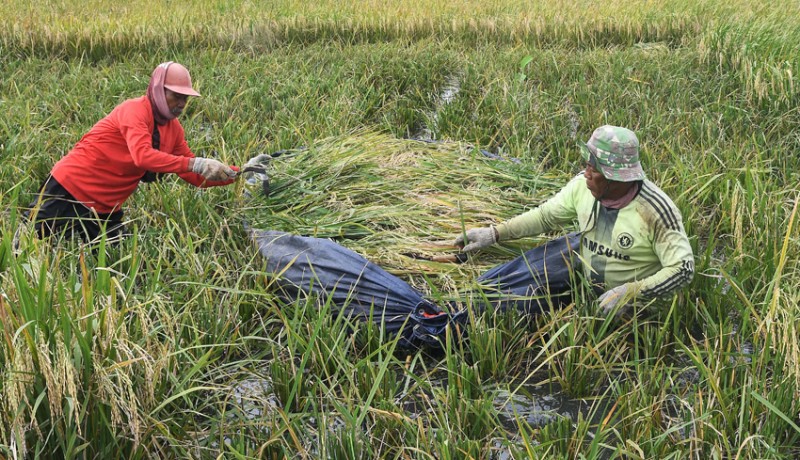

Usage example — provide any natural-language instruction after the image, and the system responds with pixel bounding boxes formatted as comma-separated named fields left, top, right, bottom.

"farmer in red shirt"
left=29, top=61, right=238, bottom=241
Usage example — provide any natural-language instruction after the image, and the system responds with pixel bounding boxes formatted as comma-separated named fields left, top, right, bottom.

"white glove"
left=192, top=157, right=237, bottom=181
left=243, top=153, right=271, bottom=170
left=454, top=227, right=497, bottom=252
left=598, top=283, right=635, bottom=316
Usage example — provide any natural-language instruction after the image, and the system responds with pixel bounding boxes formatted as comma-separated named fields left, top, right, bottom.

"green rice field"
left=1, top=0, right=799, bottom=458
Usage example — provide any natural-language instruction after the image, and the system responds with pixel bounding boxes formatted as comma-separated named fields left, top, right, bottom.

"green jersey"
left=495, top=174, right=694, bottom=298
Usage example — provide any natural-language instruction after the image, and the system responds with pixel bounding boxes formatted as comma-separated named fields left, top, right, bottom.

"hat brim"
left=164, top=84, right=201, bottom=97
left=578, top=142, right=645, bottom=182
left=597, top=163, right=646, bottom=182
left=578, top=142, right=592, bottom=162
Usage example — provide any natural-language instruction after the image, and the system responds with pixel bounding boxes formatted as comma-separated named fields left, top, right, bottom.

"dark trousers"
left=28, top=176, right=125, bottom=242
left=476, top=233, right=582, bottom=315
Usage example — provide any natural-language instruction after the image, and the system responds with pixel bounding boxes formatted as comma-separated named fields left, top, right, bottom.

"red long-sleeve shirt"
left=51, top=96, right=233, bottom=213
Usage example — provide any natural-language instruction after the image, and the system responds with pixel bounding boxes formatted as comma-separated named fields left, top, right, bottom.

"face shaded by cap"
left=147, top=62, right=200, bottom=125
left=579, top=125, right=645, bottom=182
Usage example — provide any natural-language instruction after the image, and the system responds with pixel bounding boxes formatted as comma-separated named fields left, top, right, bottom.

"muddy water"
left=413, top=73, right=461, bottom=140
left=227, top=369, right=607, bottom=434
left=494, top=381, right=603, bottom=429
left=221, top=373, right=611, bottom=460
left=230, top=376, right=280, bottom=419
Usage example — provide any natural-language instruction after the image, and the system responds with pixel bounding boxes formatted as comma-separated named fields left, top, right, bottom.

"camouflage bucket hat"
left=579, top=125, right=645, bottom=182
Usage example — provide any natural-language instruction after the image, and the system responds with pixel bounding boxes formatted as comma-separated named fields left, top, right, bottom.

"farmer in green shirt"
left=456, top=125, right=694, bottom=315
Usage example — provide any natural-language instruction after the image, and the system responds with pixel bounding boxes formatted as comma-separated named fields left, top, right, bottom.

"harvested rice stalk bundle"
left=243, top=131, right=564, bottom=294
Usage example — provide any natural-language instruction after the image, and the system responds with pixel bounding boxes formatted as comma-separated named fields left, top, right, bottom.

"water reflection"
left=228, top=370, right=607, bottom=430
left=494, top=380, right=607, bottom=430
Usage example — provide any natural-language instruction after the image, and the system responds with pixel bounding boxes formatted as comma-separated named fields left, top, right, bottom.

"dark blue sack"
left=251, top=230, right=466, bottom=348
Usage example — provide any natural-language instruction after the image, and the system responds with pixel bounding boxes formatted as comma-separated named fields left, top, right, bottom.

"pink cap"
left=164, top=63, right=200, bottom=97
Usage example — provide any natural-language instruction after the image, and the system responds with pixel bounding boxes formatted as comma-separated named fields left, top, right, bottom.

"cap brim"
left=165, top=85, right=201, bottom=97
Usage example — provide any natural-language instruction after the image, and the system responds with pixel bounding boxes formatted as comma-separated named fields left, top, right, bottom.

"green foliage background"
left=1, top=1, right=799, bottom=458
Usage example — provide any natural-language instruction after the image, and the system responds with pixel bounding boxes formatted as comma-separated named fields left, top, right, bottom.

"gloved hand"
left=454, top=226, right=498, bottom=252
left=243, top=153, right=271, bottom=171
left=598, top=283, right=634, bottom=316
left=192, top=157, right=237, bottom=181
